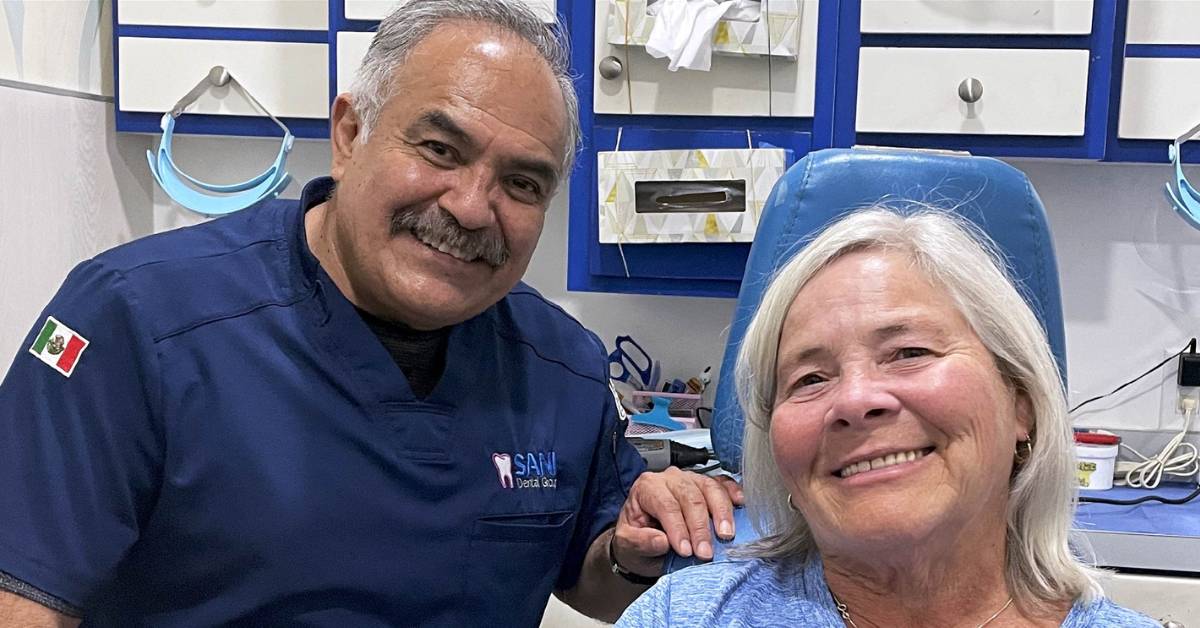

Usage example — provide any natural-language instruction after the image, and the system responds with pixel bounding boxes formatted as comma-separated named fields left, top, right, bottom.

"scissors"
left=608, top=336, right=661, bottom=391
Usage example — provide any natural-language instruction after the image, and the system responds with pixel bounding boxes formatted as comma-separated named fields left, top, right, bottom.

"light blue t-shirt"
left=617, top=557, right=1160, bottom=627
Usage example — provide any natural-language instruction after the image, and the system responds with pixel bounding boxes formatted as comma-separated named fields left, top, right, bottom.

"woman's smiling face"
left=770, top=249, right=1029, bottom=552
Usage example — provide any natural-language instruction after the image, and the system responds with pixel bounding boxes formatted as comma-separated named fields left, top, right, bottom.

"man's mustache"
left=390, top=206, right=509, bottom=268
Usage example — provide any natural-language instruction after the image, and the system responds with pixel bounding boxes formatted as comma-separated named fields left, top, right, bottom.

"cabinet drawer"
left=345, top=0, right=555, bottom=22
left=1119, top=58, right=1200, bottom=140
left=337, top=32, right=374, bottom=95
left=118, top=38, right=329, bottom=119
left=117, top=0, right=327, bottom=30
left=593, top=0, right=819, bottom=117
left=1126, top=0, right=1200, bottom=45
left=856, top=48, right=1088, bottom=136
left=861, top=0, right=1092, bottom=34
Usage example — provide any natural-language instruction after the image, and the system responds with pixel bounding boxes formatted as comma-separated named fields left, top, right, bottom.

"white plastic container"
left=1075, top=443, right=1119, bottom=490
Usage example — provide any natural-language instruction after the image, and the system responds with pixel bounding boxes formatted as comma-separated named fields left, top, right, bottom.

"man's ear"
left=330, top=93, right=361, bottom=182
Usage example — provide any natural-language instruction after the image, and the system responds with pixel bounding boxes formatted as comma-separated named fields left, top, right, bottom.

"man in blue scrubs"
left=0, top=1, right=740, bottom=626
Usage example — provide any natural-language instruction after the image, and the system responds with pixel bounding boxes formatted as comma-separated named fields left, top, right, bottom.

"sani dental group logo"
left=492, top=450, right=558, bottom=489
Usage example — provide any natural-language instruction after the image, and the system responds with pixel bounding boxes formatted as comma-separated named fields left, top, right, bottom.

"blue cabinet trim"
left=859, top=34, right=1092, bottom=49
left=856, top=133, right=1092, bottom=159
left=593, top=115, right=814, bottom=133
left=115, top=25, right=328, bottom=43
left=1125, top=45, right=1200, bottom=58
left=1086, top=0, right=1119, bottom=160
left=116, top=112, right=329, bottom=139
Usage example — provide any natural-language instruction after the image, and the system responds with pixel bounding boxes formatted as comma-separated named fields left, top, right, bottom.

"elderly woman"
left=617, top=208, right=1157, bottom=627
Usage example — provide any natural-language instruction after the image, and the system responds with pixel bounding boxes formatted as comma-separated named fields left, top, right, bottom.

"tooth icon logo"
left=492, top=453, right=514, bottom=489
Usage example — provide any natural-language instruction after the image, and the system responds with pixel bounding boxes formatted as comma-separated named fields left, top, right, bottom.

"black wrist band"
left=607, top=531, right=660, bottom=586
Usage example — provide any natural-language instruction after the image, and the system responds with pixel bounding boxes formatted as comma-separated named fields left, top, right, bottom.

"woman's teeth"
left=837, top=448, right=929, bottom=478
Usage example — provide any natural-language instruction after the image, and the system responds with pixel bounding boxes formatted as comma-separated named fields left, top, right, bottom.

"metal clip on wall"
left=147, top=66, right=294, bottom=216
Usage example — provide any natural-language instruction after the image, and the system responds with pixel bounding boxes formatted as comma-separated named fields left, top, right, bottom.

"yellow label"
left=1075, top=461, right=1099, bottom=488
left=714, top=21, right=731, bottom=46
left=1076, top=469, right=1091, bottom=488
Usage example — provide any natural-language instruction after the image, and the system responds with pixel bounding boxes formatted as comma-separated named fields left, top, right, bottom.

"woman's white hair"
left=736, top=205, right=1102, bottom=611
left=349, top=0, right=581, bottom=174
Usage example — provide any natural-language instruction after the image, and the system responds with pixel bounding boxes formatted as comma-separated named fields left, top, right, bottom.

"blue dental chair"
left=665, top=147, right=1067, bottom=572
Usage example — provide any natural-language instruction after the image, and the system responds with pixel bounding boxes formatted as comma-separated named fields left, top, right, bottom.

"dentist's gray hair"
left=735, top=206, right=1102, bottom=613
left=348, top=0, right=580, bottom=174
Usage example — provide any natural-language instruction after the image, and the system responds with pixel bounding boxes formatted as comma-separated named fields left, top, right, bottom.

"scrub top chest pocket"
left=462, top=510, right=576, bottom=625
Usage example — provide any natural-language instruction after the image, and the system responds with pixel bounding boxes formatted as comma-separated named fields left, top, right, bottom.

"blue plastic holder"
left=630, top=396, right=685, bottom=431
left=146, top=66, right=294, bottom=216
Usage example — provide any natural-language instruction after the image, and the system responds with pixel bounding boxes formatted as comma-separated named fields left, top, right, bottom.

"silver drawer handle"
left=958, top=77, right=984, bottom=104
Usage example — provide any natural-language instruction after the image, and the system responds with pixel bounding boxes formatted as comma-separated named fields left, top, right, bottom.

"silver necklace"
left=830, top=592, right=1014, bottom=628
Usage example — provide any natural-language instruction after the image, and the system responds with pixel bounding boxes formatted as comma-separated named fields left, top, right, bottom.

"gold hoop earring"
left=1014, top=439, right=1033, bottom=466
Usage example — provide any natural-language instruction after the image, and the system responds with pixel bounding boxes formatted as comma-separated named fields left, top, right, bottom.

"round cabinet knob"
left=598, top=56, right=624, bottom=80
left=208, top=66, right=231, bottom=87
left=957, top=77, right=983, bottom=103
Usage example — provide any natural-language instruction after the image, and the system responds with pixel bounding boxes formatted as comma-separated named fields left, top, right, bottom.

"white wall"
left=1020, top=160, right=1200, bottom=433
left=0, top=0, right=152, bottom=375
left=0, top=0, right=111, bottom=96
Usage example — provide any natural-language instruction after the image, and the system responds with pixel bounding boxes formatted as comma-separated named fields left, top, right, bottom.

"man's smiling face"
left=322, top=20, right=567, bottom=329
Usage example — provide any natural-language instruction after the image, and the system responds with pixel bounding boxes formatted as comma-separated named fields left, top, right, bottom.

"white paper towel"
left=644, top=0, right=739, bottom=72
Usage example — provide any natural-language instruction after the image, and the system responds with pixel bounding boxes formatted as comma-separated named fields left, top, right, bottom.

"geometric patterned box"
left=598, top=148, right=789, bottom=244
left=606, top=0, right=802, bottom=60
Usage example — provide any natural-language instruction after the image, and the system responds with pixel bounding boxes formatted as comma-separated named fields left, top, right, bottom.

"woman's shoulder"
left=1062, top=596, right=1162, bottom=628
left=616, top=558, right=844, bottom=628
left=662, top=557, right=795, bottom=596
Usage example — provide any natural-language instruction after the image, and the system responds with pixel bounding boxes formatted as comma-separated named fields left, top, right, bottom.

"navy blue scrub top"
left=0, top=177, right=646, bottom=626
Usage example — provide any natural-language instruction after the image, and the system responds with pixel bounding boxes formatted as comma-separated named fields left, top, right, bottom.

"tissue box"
left=597, top=147, right=788, bottom=244
left=606, top=0, right=802, bottom=60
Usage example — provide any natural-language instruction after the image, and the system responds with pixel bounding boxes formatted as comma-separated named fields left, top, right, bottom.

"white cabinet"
left=118, top=0, right=327, bottom=31
left=1126, top=0, right=1200, bottom=45
left=337, top=32, right=374, bottom=95
left=118, top=38, right=330, bottom=119
left=1119, top=57, right=1200, bottom=140
left=593, top=0, right=819, bottom=117
left=345, top=0, right=556, bottom=22
left=1104, top=571, right=1200, bottom=625
left=856, top=47, right=1089, bottom=136
left=1120, top=3, right=1200, bottom=142
left=861, top=0, right=1093, bottom=35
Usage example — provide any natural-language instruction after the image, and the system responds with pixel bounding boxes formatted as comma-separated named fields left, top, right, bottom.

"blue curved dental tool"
left=147, top=66, right=295, bottom=216
left=1165, top=141, right=1200, bottom=231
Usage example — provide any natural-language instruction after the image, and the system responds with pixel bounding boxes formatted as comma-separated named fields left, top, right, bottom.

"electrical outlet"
left=1158, top=347, right=1185, bottom=431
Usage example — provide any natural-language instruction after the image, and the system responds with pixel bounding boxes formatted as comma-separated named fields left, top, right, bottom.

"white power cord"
left=1121, top=396, right=1200, bottom=489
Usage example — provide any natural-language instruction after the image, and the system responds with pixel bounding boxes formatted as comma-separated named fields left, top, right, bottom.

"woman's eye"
left=895, top=347, right=930, bottom=360
left=795, top=373, right=826, bottom=389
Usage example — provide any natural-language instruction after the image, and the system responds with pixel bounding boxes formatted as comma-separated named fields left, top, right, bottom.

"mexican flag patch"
left=29, top=316, right=89, bottom=377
